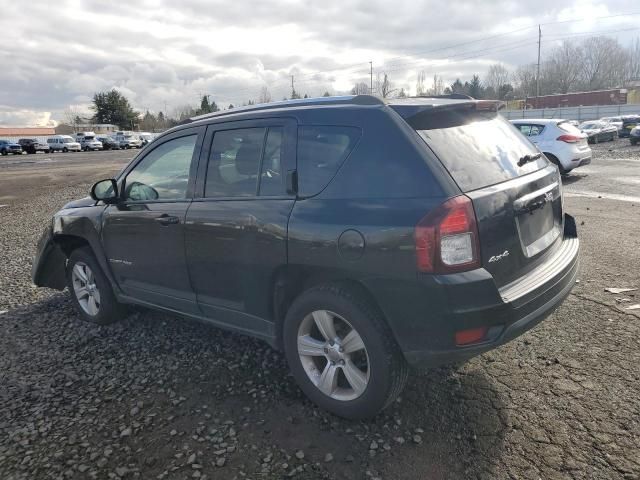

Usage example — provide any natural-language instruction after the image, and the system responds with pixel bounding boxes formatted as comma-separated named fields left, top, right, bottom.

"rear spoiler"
left=389, top=98, right=505, bottom=121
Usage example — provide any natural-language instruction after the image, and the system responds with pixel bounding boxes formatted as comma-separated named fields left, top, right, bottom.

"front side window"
left=205, top=128, right=265, bottom=197
left=124, top=135, right=197, bottom=201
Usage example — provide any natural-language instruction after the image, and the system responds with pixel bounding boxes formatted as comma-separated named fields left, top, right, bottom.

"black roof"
left=185, top=94, right=484, bottom=124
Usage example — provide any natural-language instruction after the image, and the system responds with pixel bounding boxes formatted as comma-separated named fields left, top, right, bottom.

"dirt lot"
left=1, top=142, right=639, bottom=480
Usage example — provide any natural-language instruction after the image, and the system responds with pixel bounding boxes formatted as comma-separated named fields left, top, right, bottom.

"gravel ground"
left=1, top=143, right=639, bottom=479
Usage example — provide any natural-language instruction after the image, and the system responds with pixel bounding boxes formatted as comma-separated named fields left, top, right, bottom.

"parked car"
left=566, top=120, right=580, bottom=127
left=510, top=118, right=591, bottom=174
left=138, top=132, right=154, bottom=146
left=114, top=132, right=143, bottom=149
left=630, top=126, right=640, bottom=145
left=0, top=139, right=23, bottom=155
left=619, top=115, right=640, bottom=138
left=96, top=135, right=119, bottom=150
left=80, top=135, right=103, bottom=151
left=47, top=135, right=82, bottom=152
left=578, top=120, right=618, bottom=143
left=18, top=138, right=50, bottom=154
left=599, top=116, right=623, bottom=132
left=32, top=95, right=580, bottom=419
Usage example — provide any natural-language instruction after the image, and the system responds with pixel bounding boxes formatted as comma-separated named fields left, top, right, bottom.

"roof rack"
left=414, top=94, right=475, bottom=100
left=186, top=94, right=384, bottom=124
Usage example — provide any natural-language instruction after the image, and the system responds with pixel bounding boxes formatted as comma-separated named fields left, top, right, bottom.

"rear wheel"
left=544, top=153, right=567, bottom=175
left=66, top=247, right=126, bottom=325
left=283, top=284, right=408, bottom=419
left=62, top=147, right=68, bottom=153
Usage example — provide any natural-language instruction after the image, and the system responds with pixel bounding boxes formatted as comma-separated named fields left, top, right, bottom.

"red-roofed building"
left=0, top=127, right=56, bottom=137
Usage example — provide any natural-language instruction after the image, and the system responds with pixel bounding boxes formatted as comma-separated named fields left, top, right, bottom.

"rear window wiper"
left=518, top=152, right=542, bottom=167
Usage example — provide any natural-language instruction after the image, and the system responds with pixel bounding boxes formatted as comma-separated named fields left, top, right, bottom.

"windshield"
left=410, top=109, right=547, bottom=192
left=62, top=138, right=73, bottom=143
left=580, top=123, right=599, bottom=129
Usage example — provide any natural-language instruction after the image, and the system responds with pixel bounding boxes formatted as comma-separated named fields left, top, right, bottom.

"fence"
left=501, top=103, right=640, bottom=122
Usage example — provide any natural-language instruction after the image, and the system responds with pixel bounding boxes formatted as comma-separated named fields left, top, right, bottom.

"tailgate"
left=405, top=104, right=563, bottom=286
left=467, top=165, right=563, bottom=286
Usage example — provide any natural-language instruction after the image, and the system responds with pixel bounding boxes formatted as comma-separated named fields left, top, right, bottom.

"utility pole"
left=369, top=61, right=373, bottom=94
left=536, top=24, right=541, bottom=101
left=291, top=75, right=295, bottom=98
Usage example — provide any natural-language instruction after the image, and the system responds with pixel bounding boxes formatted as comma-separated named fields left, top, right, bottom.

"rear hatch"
left=398, top=102, right=563, bottom=287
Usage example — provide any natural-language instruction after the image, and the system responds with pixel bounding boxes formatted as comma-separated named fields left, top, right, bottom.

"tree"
left=546, top=40, right=582, bottom=94
left=450, top=78, right=466, bottom=94
left=486, top=64, right=510, bottom=98
left=351, top=82, right=369, bottom=95
left=416, top=70, right=427, bottom=96
left=468, top=75, right=483, bottom=98
left=91, top=89, right=138, bottom=129
left=199, top=95, right=211, bottom=114
left=514, top=64, right=537, bottom=98
left=258, top=86, right=272, bottom=104
left=397, top=88, right=407, bottom=98
left=157, top=111, right=165, bottom=129
left=228, top=104, right=234, bottom=110
left=322, top=91, right=331, bottom=97
left=62, top=106, right=85, bottom=132
left=140, top=110, right=157, bottom=131
left=375, top=72, right=396, bottom=98
left=426, top=74, right=444, bottom=96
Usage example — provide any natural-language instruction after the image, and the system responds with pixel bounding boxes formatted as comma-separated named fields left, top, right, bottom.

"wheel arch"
left=271, top=265, right=391, bottom=351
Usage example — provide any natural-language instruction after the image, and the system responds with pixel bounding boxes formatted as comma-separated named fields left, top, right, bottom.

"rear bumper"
left=382, top=215, right=579, bottom=368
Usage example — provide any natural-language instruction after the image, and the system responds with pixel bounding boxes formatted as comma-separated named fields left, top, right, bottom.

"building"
left=0, top=127, right=56, bottom=138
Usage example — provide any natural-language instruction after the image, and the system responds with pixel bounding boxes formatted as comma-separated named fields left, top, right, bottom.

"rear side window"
left=410, top=110, right=547, bottom=192
left=297, top=126, right=360, bottom=196
left=517, top=124, right=544, bottom=136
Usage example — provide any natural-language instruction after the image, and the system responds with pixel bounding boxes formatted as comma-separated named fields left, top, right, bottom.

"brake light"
left=414, top=195, right=481, bottom=273
left=556, top=134, right=581, bottom=143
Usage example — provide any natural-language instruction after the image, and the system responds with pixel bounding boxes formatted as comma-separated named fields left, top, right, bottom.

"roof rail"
left=414, top=94, right=475, bottom=100
left=186, top=94, right=384, bottom=124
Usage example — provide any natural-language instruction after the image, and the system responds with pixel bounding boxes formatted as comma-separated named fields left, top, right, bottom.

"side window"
left=530, top=125, right=544, bottom=136
left=297, top=126, right=361, bottom=196
left=124, top=135, right=197, bottom=201
left=517, top=124, right=533, bottom=136
left=205, top=128, right=265, bottom=198
left=259, top=127, right=285, bottom=196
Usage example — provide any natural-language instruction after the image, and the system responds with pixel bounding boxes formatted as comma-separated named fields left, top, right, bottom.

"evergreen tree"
left=468, top=75, right=483, bottom=98
left=228, top=104, right=234, bottom=110
left=91, top=89, right=138, bottom=129
left=199, top=95, right=211, bottom=114
left=322, top=91, right=331, bottom=97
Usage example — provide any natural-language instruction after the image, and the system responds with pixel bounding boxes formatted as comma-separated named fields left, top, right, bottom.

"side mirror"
left=90, top=178, right=119, bottom=203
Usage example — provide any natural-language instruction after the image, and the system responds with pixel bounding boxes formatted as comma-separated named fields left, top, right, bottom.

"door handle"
left=154, top=214, right=180, bottom=226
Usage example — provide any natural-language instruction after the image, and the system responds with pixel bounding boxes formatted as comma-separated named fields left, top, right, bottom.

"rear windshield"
left=558, top=121, right=582, bottom=134
left=409, top=109, right=547, bottom=192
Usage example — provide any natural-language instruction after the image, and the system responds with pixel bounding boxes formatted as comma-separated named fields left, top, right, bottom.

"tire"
left=1, top=149, right=6, bottom=156
left=282, top=283, right=408, bottom=419
left=66, top=247, right=126, bottom=325
left=63, top=147, right=68, bottom=153
left=544, top=153, right=567, bottom=175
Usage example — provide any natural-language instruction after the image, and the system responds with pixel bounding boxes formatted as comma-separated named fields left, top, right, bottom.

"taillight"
left=414, top=195, right=481, bottom=273
left=556, top=134, right=581, bottom=143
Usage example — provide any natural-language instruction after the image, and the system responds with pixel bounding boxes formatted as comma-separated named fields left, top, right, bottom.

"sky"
left=1, top=0, right=639, bottom=126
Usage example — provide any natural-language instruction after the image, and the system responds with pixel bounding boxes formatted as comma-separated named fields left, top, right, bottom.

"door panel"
left=185, top=119, right=296, bottom=336
left=102, top=128, right=204, bottom=312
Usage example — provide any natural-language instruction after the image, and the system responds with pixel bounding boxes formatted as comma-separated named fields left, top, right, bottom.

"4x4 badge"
left=488, top=250, right=510, bottom=263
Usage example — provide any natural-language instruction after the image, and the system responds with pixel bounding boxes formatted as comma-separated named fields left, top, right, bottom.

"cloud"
left=0, top=0, right=637, bottom=125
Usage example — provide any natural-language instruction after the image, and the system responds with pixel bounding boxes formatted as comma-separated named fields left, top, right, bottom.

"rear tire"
left=283, top=283, right=408, bottom=419
left=63, top=147, right=68, bottom=153
left=544, top=153, right=567, bottom=175
left=66, top=247, right=126, bottom=326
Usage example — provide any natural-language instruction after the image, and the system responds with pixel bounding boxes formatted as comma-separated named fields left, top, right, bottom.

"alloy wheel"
left=71, top=262, right=101, bottom=316
left=297, top=310, right=370, bottom=401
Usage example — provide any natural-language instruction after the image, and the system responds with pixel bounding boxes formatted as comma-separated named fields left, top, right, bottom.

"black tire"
left=66, top=247, right=126, bottom=325
left=544, top=153, right=567, bottom=175
left=1, top=149, right=7, bottom=156
left=282, top=283, right=408, bottom=419
left=63, top=147, right=68, bottom=153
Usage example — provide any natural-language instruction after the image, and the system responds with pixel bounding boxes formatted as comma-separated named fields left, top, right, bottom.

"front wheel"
left=66, top=247, right=126, bottom=325
left=62, top=147, right=68, bottom=153
left=283, top=284, right=408, bottom=419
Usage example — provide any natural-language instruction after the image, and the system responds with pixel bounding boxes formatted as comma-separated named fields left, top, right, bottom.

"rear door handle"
left=154, top=214, right=180, bottom=226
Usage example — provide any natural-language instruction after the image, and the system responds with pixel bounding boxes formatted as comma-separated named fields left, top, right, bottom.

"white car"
left=600, top=116, right=623, bottom=132
left=80, top=135, right=103, bottom=151
left=510, top=119, right=591, bottom=174
left=114, top=132, right=143, bottom=149
left=47, top=135, right=82, bottom=153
